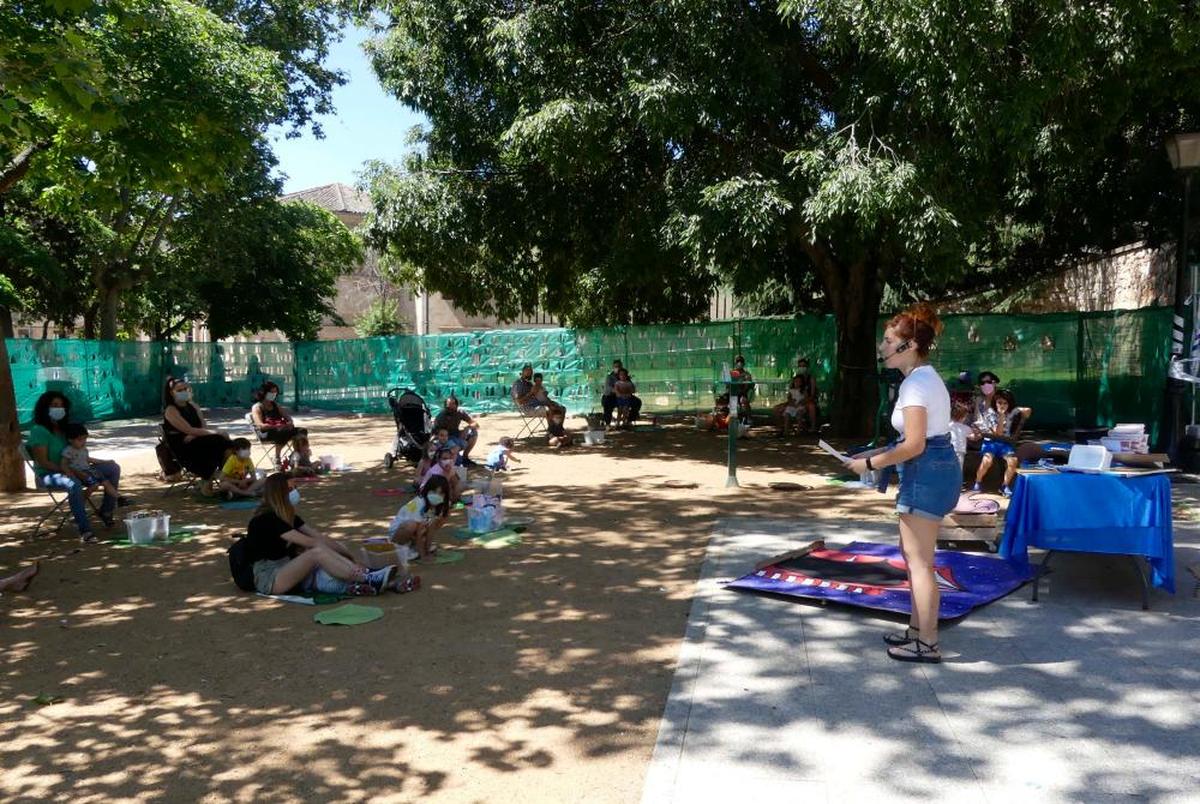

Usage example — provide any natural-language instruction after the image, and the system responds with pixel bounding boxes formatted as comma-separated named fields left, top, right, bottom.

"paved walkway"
left=642, top=517, right=1200, bottom=803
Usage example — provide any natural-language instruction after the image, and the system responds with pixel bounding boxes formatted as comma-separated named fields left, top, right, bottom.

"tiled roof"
left=279, top=182, right=371, bottom=214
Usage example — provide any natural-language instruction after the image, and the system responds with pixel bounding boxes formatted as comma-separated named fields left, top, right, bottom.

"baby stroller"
left=382, top=387, right=432, bottom=469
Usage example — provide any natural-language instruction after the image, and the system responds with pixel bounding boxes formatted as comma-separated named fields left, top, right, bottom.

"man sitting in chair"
left=511, top=364, right=565, bottom=417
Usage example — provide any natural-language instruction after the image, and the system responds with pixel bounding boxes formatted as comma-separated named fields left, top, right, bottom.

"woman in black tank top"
left=162, top=377, right=234, bottom=486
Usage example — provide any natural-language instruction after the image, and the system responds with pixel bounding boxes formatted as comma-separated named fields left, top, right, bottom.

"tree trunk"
left=828, top=261, right=883, bottom=437
left=0, top=306, right=13, bottom=339
left=0, top=335, right=26, bottom=491
left=83, top=302, right=98, bottom=339
left=99, top=285, right=121, bottom=340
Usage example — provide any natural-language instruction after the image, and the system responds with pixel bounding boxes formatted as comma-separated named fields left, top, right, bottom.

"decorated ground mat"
left=451, top=526, right=523, bottom=548
left=110, top=528, right=199, bottom=548
left=727, top=540, right=1034, bottom=619
left=314, top=604, right=383, bottom=626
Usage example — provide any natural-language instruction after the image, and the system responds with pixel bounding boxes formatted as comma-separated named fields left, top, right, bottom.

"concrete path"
left=642, top=517, right=1200, bottom=803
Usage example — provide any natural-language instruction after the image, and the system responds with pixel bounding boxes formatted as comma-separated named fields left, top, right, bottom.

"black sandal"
left=883, top=626, right=918, bottom=647
left=887, top=638, right=942, bottom=663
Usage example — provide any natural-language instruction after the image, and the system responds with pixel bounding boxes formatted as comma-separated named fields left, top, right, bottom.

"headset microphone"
left=877, top=340, right=912, bottom=363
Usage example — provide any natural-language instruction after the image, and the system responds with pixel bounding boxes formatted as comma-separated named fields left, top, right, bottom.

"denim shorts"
left=980, top=437, right=1015, bottom=459
left=895, top=434, right=961, bottom=521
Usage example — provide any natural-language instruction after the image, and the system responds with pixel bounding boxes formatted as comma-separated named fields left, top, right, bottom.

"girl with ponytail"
left=846, top=302, right=958, bottom=663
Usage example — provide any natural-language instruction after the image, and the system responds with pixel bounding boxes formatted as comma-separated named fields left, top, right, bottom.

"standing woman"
left=26, top=391, right=122, bottom=542
left=250, top=381, right=299, bottom=469
left=847, top=304, right=958, bottom=663
left=162, top=377, right=233, bottom=489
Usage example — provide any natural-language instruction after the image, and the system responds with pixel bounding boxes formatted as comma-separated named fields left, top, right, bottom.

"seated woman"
left=774, top=358, right=818, bottom=435
left=227, top=473, right=409, bottom=596
left=162, top=377, right=234, bottom=491
left=251, top=381, right=301, bottom=469
left=610, top=368, right=637, bottom=428
left=26, top=391, right=122, bottom=542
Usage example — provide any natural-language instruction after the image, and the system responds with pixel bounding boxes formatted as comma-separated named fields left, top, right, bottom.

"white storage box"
left=583, top=430, right=606, bottom=445
left=1063, top=444, right=1112, bottom=473
left=124, top=511, right=170, bottom=544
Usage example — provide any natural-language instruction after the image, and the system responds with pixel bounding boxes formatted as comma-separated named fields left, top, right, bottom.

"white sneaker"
left=400, top=545, right=420, bottom=562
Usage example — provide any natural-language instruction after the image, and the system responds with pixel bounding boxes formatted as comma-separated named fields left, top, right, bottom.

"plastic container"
left=124, top=511, right=170, bottom=544
left=584, top=430, right=606, bottom=445
left=319, top=454, right=345, bottom=471
left=1100, top=437, right=1124, bottom=453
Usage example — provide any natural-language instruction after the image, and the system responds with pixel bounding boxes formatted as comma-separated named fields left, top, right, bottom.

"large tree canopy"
left=362, top=0, right=1200, bottom=431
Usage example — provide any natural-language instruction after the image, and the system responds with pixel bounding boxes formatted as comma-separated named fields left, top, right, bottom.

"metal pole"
left=726, top=386, right=739, bottom=487
left=1162, top=171, right=1191, bottom=456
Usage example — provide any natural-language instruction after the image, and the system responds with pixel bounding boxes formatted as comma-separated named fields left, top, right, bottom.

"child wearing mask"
left=388, top=474, right=451, bottom=561
left=421, top=447, right=463, bottom=502
left=219, top=438, right=264, bottom=498
left=61, top=423, right=120, bottom=500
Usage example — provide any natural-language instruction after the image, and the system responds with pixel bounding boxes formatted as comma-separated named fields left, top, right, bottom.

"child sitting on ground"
left=287, top=433, right=322, bottom=476
left=949, top=399, right=973, bottom=469
left=972, top=388, right=1033, bottom=497
left=547, top=409, right=573, bottom=448
left=388, top=474, right=450, bottom=561
left=485, top=437, right=519, bottom=471
left=61, top=423, right=119, bottom=500
left=219, top=438, right=264, bottom=498
left=696, top=393, right=732, bottom=432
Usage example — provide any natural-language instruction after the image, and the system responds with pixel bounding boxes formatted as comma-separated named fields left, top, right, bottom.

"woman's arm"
left=250, top=403, right=266, bottom=428
left=296, top=523, right=355, bottom=559
left=30, top=444, right=64, bottom=474
left=847, top=406, right=928, bottom=474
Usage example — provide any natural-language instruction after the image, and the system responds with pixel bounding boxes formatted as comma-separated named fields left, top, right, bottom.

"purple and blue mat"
left=727, top=541, right=1034, bottom=620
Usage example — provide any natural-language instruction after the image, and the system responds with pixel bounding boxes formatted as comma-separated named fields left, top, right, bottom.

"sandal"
left=883, top=626, right=919, bottom=647
left=887, top=638, right=942, bottom=664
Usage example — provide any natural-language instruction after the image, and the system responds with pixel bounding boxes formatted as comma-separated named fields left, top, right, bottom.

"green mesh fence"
left=6, top=306, right=1175, bottom=435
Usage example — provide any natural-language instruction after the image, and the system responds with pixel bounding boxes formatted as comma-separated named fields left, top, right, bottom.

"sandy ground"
left=0, top=411, right=952, bottom=803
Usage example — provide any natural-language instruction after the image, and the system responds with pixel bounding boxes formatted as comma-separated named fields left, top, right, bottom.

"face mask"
left=426, top=492, right=445, bottom=506
left=174, top=390, right=191, bottom=403
left=265, top=392, right=277, bottom=402
left=48, top=407, right=67, bottom=422
left=981, top=383, right=996, bottom=395
left=288, top=488, right=301, bottom=506
left=237, top=449, right=251, bottom=459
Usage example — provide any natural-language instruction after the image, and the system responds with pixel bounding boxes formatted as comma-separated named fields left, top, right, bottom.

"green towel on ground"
left=110, top=528, right=199, bottom=548
left=451, top=527, right=524, bottom=548
left=433, top=549, right=465, bottom=564
left=313, top=604, right=383, bottom=626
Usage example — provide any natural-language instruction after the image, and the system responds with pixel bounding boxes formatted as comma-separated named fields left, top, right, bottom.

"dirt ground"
left=0, top=412, right=918, bottom=803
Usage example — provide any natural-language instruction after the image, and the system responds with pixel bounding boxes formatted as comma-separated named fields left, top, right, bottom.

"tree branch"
left=0, top=142, right=50, bottom=195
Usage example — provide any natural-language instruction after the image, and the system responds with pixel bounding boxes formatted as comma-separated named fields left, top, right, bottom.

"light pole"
left=1162, top=132, right=1200, bottom=457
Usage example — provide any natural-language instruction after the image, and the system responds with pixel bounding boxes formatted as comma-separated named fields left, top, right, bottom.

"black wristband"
left=865, top=456, right=874, bottom=471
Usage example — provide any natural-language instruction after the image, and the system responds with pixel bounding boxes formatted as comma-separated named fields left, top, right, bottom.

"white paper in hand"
left=818, top=439, right=851, bottom=464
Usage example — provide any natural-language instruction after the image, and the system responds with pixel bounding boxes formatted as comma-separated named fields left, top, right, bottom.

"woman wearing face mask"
left=251, top=381, right=300, bottom=470
left=228, top=473, right=407, bottom=596
left=388, top=474, right=451, bottom=561
left=968, top=371, right=1000, bottom=446
left=26, top=391, right=123, bottom=542
left=845, top=304, right=958, bottom=664
left=162, top=376, right=234, bottom=490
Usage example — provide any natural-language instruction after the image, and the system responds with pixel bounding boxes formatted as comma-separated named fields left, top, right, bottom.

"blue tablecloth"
left=998, top=472, right=1175, bottom=593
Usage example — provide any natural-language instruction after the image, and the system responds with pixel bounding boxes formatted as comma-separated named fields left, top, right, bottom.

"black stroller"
left=382, top=387, right=433, bottom=468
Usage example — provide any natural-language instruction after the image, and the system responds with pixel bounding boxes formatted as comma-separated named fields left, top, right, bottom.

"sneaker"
left=365, top=566, right=396, bottom=592
left=80, top=532, right=98, bottom=544
left=117, top=495, right=135, bottom=507
left=1001, top=486, right=1012, bottom=498
left=99, top=512, right=115, bottom=528
left=400, top=545, right=421, bottom=562
left=971, top=482, right=982, bottom=492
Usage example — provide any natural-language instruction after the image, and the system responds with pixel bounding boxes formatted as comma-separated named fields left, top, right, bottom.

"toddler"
left=287, top=434, right=322, bottom=476
left=219, top=438, right=264, bottom=498
left=949, top=400, right=973, bottom=468
left=485, top=437, right=519, bottom=471
left=61, top=424, right=119, bottom=499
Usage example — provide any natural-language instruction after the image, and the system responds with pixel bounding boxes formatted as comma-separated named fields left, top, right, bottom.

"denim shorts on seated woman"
left=894, top=433, right=961, bottom=521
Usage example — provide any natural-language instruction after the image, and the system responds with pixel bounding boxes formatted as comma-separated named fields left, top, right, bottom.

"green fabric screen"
left=6, top=307, right=1173, bottom=438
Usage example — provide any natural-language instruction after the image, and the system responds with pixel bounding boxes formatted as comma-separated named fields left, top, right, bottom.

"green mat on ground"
left=110, top=528, right=198, bottom=548
left=257, top=592, right=349, bottom=606
left=313, top=604, right=383, bottom=626
left=451, top=526, right=524, bottom=548
left=433, top=549, right=466, bottom=564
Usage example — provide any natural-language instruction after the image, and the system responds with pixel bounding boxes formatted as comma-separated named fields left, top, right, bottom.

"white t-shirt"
left=890, top=365, right=951, bottom=437
left=949, top=422, right=972, bottom=458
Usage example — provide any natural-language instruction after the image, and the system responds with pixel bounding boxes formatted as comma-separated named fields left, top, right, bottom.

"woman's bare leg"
left=974, top=453, right=993, bottom=485
left=899, top=514, right=941, bottom=648
left=271, top=546, right=365, bottom=594
left=1003, top=456, right=1019, bottom=487
left=0, top=563, right=39, bottom=593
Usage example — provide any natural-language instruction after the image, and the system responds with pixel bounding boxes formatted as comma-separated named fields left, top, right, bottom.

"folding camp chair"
left=20, top=444, right=100, bottom=541
left=159, top=425, right=202, bottom=497
left=513, top=404, right=548, bottom=440
left=244, top=412, right=278, bottom=468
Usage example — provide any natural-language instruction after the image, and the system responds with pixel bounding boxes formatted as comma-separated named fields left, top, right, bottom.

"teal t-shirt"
left=27, top=424, right=67, bottom=476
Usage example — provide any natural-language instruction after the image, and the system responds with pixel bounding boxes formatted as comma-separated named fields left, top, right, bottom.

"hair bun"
left=905, top=302, right=944, bottom=338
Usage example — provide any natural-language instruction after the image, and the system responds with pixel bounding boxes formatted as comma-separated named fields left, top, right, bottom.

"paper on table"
left=817, top=439, right=851, bottom=464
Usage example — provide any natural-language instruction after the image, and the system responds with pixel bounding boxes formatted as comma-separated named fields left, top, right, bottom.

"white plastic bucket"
left=584, top=430, right=606, bottom=445
left=124, top=512, right=170, bottom=544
